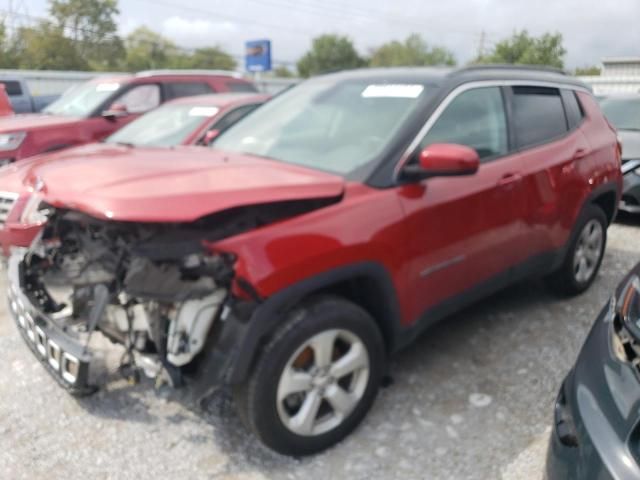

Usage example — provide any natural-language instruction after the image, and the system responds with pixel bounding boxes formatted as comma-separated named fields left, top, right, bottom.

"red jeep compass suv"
left=7, top=66, right=621, bottom=455
left=0, top=70, right=256, bottom=164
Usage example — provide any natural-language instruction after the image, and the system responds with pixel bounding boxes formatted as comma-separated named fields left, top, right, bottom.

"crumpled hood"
left=620, top=130, right=640, bottom=161
left=0, top=113, right=81, bottom=132
left=20, top=143, right=345, bottom=222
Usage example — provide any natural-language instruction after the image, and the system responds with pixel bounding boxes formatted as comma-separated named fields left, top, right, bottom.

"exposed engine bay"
left=17, top=199, right=331, bottom=389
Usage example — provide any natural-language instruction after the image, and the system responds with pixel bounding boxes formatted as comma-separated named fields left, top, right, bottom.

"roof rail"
left=135, top=69, right=244, bottom=79
left=455, top=64, right=567, bottom=76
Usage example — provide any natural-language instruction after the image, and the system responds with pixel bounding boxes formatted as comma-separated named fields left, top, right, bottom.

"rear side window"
left=511, top=86, right=568, bottom=148
left=419, top=86, right=508, bottom=161
left=561, top=90, right=585, bottom=129
left=210, top=104, right=260, bottom=134
left=0, top=81, right=22, bottom=96
left=226, top=82, right=258, bottom=93
left=165, top=82, right=213, bottom=99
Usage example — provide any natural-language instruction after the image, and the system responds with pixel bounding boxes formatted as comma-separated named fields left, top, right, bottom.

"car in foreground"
left=546, top=267, right=640, bottom=479
left=0, top=92, right=268, bottom=255
left=599, top=94, right=640, bottom=213
left=7, top=66, right=621, bottom=455
left=0, top=70, right=256, bottom=165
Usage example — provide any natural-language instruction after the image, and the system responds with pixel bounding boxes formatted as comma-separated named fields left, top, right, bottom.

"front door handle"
left=497, top=173, right=522, bottom=187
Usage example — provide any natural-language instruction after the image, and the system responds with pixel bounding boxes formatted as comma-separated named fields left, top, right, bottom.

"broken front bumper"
left=7, top=253, right=95, bottom=396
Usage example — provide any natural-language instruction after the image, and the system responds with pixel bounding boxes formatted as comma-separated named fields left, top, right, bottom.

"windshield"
left=43, top=80, right=122, bottom=117
left=599, top=97, right=640, bottom=131
left=213, top=79, right=428, bottom=176
left=106, top=104, right=219, bottom=147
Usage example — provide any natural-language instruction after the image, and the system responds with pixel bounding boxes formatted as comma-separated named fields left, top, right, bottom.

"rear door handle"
left=573, top=149, right=590, bottom=160
left=497, top=173, right=522, bottom=187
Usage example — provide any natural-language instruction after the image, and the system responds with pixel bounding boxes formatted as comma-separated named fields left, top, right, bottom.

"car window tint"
left=512, top=86, right=568, bottom=148
left=561, top=89, right=584, bottom=130
left=165, top=82, right=213, bottom=99
left=116, top=84, right=161, bottom=113
left=226, top=82, right=258, bottom=93
left=0, top=81, right=22, bottom=96
left=420, top=86, right=508, bottom=161
left=210, top=104, right=260, bottom=134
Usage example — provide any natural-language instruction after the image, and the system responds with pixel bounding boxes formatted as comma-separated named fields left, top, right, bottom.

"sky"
left=6, top=0, right=640, bottom=69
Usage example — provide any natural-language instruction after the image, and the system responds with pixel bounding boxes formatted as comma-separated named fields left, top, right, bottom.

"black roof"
left=314, top=65, right=590, bottom=90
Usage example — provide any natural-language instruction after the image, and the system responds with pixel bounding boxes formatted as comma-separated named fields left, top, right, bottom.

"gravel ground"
left=1, top=217, right=639, bottom=480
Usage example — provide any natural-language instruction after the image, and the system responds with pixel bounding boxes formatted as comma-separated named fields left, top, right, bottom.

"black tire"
left=233, top=295, right=385, bottom=456
left=546, top=203, right=607, bottom=296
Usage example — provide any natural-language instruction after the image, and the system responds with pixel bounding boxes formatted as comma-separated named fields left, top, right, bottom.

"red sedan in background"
left=0, top=92, right=269, bottom=254
left=0, top=85, right=14, bottom=117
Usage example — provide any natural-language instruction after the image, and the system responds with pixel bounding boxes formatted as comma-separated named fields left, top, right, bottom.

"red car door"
left=396, top=86, right=527, bottom=322
left=86, top=83, right=162, bottom=142
left=508, top=86, right=591, bottom=256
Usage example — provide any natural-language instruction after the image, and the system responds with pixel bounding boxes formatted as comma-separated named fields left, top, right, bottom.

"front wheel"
left=234, top=296, right=385, bottom=456
left=546, top=204, right=607, bottom=296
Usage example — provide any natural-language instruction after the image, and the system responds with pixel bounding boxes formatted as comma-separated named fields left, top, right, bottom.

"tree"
left=476, top=30, right=566, bottom=69
left=123, top=27, right=178, bottom=71
left=273, top=65, right=295, bottom=78
left=49, top=0, right=124, bottom=69
left=12, top=23, right=89, bottom=70
left=575, top=65, right=601, bottom=76
left=297, top=34, right=365, bottom=78
left=370, top=34, right=456, bottom=67
left=176, top=47, right=236, bottom=70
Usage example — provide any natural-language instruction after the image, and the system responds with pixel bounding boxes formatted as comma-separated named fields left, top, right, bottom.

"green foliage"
left=123, top=26, right=179, bottom=71
left=49, top=0, right=124, bottom=69
left=273, top=65, right=295, bottom=78
left=370, top=34, right=456, bottom=67
left=12, top=23, right=89, bottom=70
left=476, top=30, right=566, bottom=69
left=574, top=65, right=601, bottom=76
left=297, top=34, right=366, bottom=78
left=177, top=47, right=236, bottom=70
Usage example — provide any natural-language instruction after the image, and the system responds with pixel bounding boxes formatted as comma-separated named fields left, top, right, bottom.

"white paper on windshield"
left=188, top=107, right=219, bottom=117
left=95, top=83, right=121, bottom=92
left=361, top=84, right=424, bottom=98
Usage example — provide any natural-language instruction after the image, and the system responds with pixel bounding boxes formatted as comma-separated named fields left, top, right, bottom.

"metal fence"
left=578, top=75, right=640, bottom=95
left=0, top=69, right=299, bottom=96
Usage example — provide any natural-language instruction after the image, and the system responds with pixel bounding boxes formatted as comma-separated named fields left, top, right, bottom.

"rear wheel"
left=234, top=296, right=384, bottom=456
left=546, top=204, right=607, bottom=296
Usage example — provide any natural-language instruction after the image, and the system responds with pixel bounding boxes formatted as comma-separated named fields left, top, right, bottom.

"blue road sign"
left=245, top=39, right=272, bottom=72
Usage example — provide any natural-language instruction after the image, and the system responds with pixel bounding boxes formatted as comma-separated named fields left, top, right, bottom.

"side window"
left=0, top=81, right=22, bottom=96
left=116, top=84, right=161, bottom=113
left=561, top=89, right=585, bottom=130
left=419, top=86, right=508, bottom=161
left=165, top=82, right=213, bottom=100
left=226, top=81, right=258, bottom=93
left=511, top=86, right=568, bottom=148
left=210, top=104, right=260, bottom=134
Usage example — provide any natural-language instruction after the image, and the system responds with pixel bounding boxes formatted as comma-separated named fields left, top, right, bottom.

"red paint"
left=0, top=85, right=13, bottom=117
left=0, top=89, right=623, bottom=329
left=419, top=143, right=480, bottom=175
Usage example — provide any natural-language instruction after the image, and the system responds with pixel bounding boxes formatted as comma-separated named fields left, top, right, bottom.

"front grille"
left=0, top=191, right=18, bottom=226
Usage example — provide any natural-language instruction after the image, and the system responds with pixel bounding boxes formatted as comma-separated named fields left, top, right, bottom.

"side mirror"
left=201, top=129, right=221, bottom=146
left=102, top=103, right=129, bottom=121
left=402, top=144, right=480, bottom=180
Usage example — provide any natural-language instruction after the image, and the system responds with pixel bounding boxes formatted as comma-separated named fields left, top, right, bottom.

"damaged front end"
left=7, top=204, right=267, bottom=396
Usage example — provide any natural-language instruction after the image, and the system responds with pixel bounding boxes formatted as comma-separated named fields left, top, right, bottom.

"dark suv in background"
left=0, top=70, right=256, bottom=165
left=7, top=66, right=621, bottom=455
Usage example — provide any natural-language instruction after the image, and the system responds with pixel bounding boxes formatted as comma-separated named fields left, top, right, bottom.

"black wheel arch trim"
left=226, top=261, right=403, bottom=384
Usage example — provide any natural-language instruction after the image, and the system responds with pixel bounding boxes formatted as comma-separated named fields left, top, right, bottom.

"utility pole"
left=477, top=30, right=487, bottom=60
